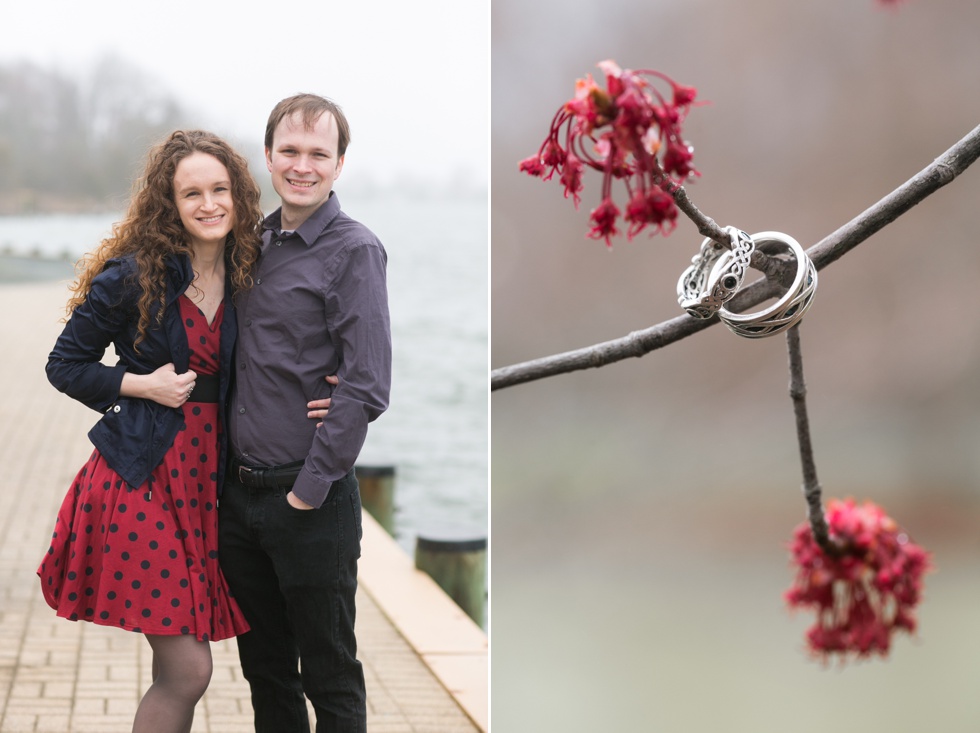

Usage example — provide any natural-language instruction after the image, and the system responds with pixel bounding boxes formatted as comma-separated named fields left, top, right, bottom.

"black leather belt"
left=231, top=457, right=304, bottom=490
left=188, top=374, right=219, bottom=403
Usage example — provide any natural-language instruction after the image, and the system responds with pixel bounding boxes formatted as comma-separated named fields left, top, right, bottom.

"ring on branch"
left=676, top=226, right=755, bottom=319
left=718, top=232, right=817, bottom=339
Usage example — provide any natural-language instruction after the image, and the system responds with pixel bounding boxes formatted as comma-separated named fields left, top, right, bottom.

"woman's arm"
left=120, top=362, right=198, bottom=409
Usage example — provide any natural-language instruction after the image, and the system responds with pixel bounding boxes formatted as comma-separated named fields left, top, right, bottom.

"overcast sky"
left=3, top=0, right=488, bottom=191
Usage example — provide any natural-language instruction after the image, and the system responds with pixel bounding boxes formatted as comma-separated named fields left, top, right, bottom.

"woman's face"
left=173, top=152, right=236, bottom=250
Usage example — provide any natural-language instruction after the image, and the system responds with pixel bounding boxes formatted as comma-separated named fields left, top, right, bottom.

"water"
left=0, top=195, right=489, bottom=559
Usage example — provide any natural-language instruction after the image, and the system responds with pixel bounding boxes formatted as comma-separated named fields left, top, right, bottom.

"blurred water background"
left=0, top=194, right=488, bottom=559
left=493, top=0, right=980, bottom=729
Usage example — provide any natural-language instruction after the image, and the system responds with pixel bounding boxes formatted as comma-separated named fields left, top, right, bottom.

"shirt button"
left=246, top=319, right=252, bottom=327
left=113, top=405, right=121, bottom=413
left=239, top=407, right=246, bottom=414
left=256, top=278, right=262, bottom=285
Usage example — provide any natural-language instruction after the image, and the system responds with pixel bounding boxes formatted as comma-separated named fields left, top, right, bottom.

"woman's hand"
left=307, top=374, right=339, bottom=427
left=120, top=363, right=198, bottom=409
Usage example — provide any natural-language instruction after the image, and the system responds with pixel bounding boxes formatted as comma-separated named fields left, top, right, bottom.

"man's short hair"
left=265, top=93, right=351, bottom=157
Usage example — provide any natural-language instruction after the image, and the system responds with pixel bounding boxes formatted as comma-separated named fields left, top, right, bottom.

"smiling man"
left=219, top=93, right=392, bottom=733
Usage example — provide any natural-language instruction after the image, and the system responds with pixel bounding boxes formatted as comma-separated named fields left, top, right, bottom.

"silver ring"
left=677, top=227, right=754, bottom=319
left=718, top=231, right=817, bottom=338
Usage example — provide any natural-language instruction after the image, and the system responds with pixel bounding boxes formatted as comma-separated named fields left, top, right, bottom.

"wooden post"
left=354, top=465, right=396, bottom=535
left=414, top=532, right=487, bottom=628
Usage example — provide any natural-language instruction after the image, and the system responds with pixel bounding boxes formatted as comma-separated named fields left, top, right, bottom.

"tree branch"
left=492, top=123, right=980, bottom=392
left=669, top=183, right=788, bottom=282
left=785, top=325, right=839, bottom=556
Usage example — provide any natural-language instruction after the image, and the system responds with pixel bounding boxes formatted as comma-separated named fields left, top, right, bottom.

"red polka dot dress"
left=37, top=295, right=250, bottom=642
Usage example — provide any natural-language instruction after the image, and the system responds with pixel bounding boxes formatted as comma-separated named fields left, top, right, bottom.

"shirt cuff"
left=291, top=468, right=334, bottom=508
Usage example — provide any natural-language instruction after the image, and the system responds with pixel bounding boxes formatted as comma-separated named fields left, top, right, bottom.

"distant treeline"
left=0, top=55, right=191, bottom=214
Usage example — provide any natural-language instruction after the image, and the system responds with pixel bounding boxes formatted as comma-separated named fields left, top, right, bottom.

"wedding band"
left=718, top=231, right=817, bottom=338
left=677, top=227, right=754, bottom=319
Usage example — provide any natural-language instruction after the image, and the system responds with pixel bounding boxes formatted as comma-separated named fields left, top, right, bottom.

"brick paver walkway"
left=0, top=281, right=481, bottom=732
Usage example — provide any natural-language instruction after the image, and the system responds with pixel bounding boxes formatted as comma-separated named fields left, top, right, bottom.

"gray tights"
left=132, top=634, right=212, bottom=733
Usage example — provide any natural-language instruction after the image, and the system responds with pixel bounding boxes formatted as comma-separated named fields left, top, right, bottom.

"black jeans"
left=219, top=467, right=366, bottom=733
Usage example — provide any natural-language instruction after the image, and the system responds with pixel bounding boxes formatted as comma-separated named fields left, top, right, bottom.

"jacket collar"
left=165, top=252, right=195, bottom=306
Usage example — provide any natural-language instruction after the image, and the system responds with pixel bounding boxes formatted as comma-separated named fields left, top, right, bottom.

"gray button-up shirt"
left=228, top=193, right=392, bottom=507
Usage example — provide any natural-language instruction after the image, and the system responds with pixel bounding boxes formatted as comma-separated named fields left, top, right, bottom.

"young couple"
left=37, top=93, right=391, bottom=733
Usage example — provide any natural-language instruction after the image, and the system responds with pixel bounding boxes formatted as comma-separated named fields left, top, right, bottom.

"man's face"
left=266, top=111, right=345, bottom=228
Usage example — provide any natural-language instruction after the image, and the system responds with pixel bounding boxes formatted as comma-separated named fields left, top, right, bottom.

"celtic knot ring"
left=718, top=231, right=817, bottom=339
left=677, top=227, right=755, bottom=319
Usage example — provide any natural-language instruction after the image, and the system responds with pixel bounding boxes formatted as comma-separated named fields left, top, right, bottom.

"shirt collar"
left=262, top=192, right=342, bottom=247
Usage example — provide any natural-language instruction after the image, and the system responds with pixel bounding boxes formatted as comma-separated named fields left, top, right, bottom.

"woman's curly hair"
left=66, top=130, right=263, bottom=348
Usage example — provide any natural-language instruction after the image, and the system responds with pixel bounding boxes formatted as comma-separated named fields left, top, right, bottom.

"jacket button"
left=113, top=405, right=121, bottom=413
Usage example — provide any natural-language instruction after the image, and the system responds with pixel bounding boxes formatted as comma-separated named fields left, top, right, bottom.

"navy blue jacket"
left=46, top=254, right=238, bottom=491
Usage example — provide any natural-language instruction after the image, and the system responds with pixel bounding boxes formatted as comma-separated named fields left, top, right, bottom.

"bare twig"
left=785, top=325, right=840, bottom=556
left=492, top=123, right=980, bottom=391
left=669, top=183, right=787, bottom=282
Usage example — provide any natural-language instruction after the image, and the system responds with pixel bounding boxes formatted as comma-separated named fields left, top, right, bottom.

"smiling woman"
left=36, top=129, right=263, bottom=733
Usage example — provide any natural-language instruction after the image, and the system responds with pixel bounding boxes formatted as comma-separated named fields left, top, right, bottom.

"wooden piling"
left=415, top=532, right=487, bottom=628
left=354, top=465, right=396, bottom=534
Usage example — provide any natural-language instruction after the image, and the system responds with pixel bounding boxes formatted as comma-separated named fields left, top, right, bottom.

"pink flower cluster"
left=519, top=60, right=700, bottom=247
left=785, top=498, right=931, bottom=661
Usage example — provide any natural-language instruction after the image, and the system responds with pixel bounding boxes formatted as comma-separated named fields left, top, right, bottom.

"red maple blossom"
left=519, top=60, right=701, bottom=247
left=785, top=498, right=931, bottom=661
